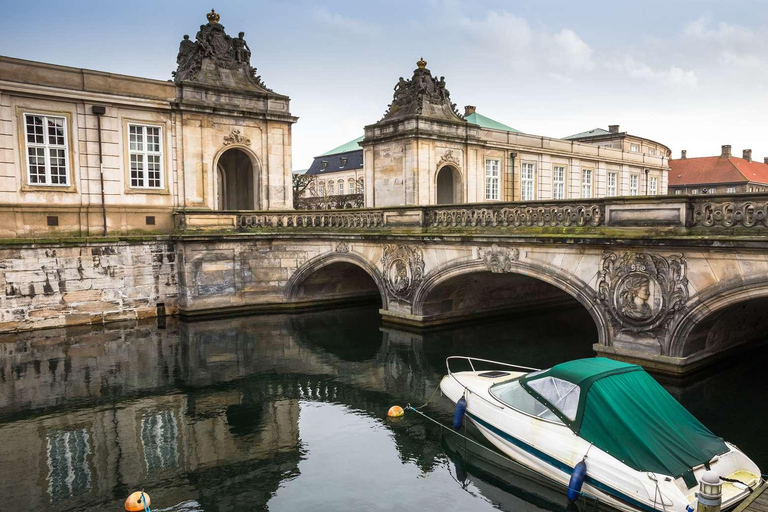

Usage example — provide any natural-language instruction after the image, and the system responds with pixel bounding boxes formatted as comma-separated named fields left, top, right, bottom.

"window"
left=727, top=187, right=736, bottom=193
left=649, top=176, right=658, bottom=195
left=357, top=178, right=364, bottom=194
left=490, top=379, right=563, bottom=424
left=24, top=113, right=69, bottom=186
left=649, top=148, right=656, bottom=156
left=691, top=189, right=698, bottom=195
left=527, top=376, right=581, bottom=421
left=553, top=165, right=566, bottom=200
left=338, top=182, right=344, bottom=195
left=582, top=169, right=593, bottom=198
left=340, top=157, right=347, bottom=168
left=675, top=189, right=682, bottom=195
left=607, top=172, right=617, bottom=197
left=129, top=124, right=163, bottom=188
left=485, top=159, right=500, bottom=200
left=319, top=181, right=325, bottom=195
left=709, top=187, right=716, bottom=194
left=630, top=174, right=639, bottom=195
left=320, top=161, right=328, bottom=170
left=521, top=162, right=535, bottom=201
left=348, top=179, right=355, bottom=194
left=630, top=144, right=640, bottom=153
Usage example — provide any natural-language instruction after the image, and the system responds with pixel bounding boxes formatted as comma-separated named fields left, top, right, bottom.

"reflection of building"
left=668, top=146, right=768, bottom=195
left=0, top=9, right=295, bottom=238
left=361, top=58, right=670, bottom=207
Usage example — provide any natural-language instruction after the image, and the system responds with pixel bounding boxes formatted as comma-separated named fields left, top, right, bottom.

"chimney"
left=681, top=150, right=687, bottom=159
left=464, top=105, right=476, bottom=116
left=721, top=145, right=732, bottom=158
left=764, top=157, right=768, bottom=164
left=609, top=124, right=620, bottom=134
left=743, top=149, right=752, bottom=162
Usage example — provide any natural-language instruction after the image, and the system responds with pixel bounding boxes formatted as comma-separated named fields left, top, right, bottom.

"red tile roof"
left=669, top=156, right=768, bottom=186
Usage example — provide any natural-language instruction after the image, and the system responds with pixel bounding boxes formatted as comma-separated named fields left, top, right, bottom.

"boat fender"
left=567, top=459, right=587, bottom=503
left=453, top=396, right=467, bottom=430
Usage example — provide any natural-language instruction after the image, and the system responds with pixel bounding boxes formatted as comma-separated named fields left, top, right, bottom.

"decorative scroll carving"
left=597, top=252, right=688, bottom=334
left=691, top=199, right=768, bottom=228
left=223, top=129, right=250, bottom=146
left=428, top=203, right=603, bottom=228
left=437, top=150, right=461, bottom=171
left=380, top=58, right=463, bottom=123
left=380, top=245, right=424, bottom=303
left=335, top=242, right=349, bottom=253
left=478, top=245, right=519, bottom=273
left=174, top=9, right=271, bottom=91
left=238, top=211, right=385, bottom=230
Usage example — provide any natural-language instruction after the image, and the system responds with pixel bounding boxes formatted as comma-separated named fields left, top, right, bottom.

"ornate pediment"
left=174, top=9, right=272, bottom=93
left=379, top=58, right=464, bottom=123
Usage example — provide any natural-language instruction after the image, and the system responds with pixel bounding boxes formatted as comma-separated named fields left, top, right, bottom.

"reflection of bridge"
left=177, top=194, right=768, bottom=375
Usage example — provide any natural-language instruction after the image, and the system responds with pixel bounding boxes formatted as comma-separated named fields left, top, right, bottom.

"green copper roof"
left=319, top=136, right=364, bottom=157
left=465, top=112, right=519, bottom=133
left=563, top=128, right=611, bottom=140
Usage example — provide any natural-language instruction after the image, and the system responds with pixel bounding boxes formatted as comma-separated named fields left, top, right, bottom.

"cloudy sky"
left=5, top=0, right=767, bottom=169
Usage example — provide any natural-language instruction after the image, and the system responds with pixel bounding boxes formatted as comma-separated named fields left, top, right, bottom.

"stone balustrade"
left=173, top=193, right=768, bottom=233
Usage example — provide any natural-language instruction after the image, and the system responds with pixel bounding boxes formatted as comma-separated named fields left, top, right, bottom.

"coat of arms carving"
left=223, top=129, right=250, bottom=146
left=477, top=245, right=519, bottom=273
left=597, top=252, right=688, bottom=334
left=380, top=245, right=425, bottom=303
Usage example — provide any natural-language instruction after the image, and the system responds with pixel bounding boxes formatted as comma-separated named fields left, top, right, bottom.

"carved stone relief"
left=436, top=150, right=461, bottom=172
left=380, top=58, right=463, bottom=123
left=380, top=245, right=425, bottom=303
left=335, top=242, right=349, bottom=253
left=223, top=129, right=250, bottom=146
left=597, top=252, right=688, bottom=334
left=477, top=245, right=520, bottom=273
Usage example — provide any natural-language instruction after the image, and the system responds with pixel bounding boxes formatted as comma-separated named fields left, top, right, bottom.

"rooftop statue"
left=173, top=9, right=271, bottom=93
left=380, top=58, right=463, bottom=123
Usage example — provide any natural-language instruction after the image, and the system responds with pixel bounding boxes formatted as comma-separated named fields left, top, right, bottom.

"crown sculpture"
left=173, top=9, right=271, bottom=92
left=380, top=58, right=463, bottom=123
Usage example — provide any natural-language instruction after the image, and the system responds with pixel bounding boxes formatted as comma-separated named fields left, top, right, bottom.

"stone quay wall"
left=0, top=240, right=178, bottom=333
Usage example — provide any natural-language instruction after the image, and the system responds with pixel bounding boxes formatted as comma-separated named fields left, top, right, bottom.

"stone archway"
left=436, top=166, right=461, bottom=205
left=217, top=147, right=258, bottom=210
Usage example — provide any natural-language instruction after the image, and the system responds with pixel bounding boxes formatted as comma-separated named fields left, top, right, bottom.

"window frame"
left=485, top=158, right=501, bottom=200
left=607, top=171, right=617, bottom=197
left=521, top=162, right=536, bottom=201
left=582, top=168, right=593, bottom=198
left=553, top=165, right=566, bottom=200
left=23, top=112, right=72, bottom=188
left=127, top=123, right=164, bottom=190
left=630, top=143, right=640, bottom=153
left=338, top=181, right=344, bottom=195
left=649, top=176, right=658, bottom=195
left=726, top=186, right=736, bottom=194
left=630, top=174, right=639, bottom=196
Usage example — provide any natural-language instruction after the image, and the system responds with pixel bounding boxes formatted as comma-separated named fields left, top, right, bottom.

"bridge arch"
left=668, top=279, right=768, bottom=359
left=286, top=252, right=388, bottom=309
left=411, top=258, right=609, bottom=346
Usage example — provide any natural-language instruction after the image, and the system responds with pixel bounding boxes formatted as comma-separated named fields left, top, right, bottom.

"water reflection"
left=0, top=305, right=762, bottom=512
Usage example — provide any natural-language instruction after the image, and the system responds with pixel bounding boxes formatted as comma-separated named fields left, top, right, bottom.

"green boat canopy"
left=520, top=358, right=728, bottom=479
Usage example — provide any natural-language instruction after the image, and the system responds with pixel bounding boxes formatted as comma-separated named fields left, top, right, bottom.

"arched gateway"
left=216, top=147, right=259, bottom=210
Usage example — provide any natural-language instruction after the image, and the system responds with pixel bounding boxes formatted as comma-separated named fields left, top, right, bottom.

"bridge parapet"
left=174, top=193, right=768, bottom=234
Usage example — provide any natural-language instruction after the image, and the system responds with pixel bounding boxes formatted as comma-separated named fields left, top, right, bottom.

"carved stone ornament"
left=436, top=150, right=461, bottom=171
left=223, top=129, right=250, bottom=146
left=380, top=58, right=463, bottom=123
left=335, top=242, right=349, bottom=253
left=597, top=252, right=688, bottom=334
left=380, top=244, right=425, bottom=303
left=477, top=245, right=519, bottom=273
left=173, top=9, right=271, bottom=92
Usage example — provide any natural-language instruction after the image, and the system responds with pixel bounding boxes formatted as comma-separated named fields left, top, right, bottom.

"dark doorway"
left=217, top=148, right=255, bottom=210
left=436, top=166, right=459, bottom=205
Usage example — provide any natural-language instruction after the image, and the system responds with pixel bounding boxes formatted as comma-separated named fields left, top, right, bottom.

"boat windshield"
left=526, top=376, right=580, bottom=421
left=490, top=379, right=563, bottom=424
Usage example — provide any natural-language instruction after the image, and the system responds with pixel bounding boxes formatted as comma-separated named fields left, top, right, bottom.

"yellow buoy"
left=125, top=491, right=151, bottom=512
left=387, top=405, right=404, bottom=418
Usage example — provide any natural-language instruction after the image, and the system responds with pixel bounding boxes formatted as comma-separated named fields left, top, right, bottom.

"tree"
left=292, top=173, right=313, bottom=208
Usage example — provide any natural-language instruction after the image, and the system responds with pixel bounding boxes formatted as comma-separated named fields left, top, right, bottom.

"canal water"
left=0, top=305, right=765, bottom=512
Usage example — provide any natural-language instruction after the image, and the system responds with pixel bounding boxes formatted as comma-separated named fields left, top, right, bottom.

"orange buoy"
left=387, top=405, right=404, bottom=418
left=125, top=491, right=151, bottom=512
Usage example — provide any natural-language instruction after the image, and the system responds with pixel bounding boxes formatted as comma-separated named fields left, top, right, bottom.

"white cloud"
left=312, top=7, right=381, bottom=36
left=548, top=29, right=594, bottom=72
left=610, top=58, right=698, bottom=88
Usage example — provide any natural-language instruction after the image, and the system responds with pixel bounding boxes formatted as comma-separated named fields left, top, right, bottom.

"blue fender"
left=567, top=459, right=588, bottom=503
left=453, top=396, right=467, bottom=430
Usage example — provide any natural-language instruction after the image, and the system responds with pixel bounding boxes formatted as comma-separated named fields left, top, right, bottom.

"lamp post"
left=696, top=470, right=722, bottom=512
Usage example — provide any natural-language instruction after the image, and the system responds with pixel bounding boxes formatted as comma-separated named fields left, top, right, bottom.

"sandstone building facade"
left=0, top=9, right=296, bottom=238
left=361, top=58, right=670, bottom=207
left=669, top=146, right=768, bottom=195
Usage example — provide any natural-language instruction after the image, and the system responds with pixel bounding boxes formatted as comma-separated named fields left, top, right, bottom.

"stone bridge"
left=174, top=194, right=768, bottom=375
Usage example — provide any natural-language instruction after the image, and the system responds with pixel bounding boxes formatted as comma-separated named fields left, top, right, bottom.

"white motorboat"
left=440, top=356, right=762, bottom=512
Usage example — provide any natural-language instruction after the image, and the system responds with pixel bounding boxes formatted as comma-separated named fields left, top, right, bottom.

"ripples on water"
left=0, top=306, right=764, bottom=512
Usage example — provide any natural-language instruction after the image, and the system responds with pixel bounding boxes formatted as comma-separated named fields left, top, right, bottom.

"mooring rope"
left=406, top=404, right=601, bottom=510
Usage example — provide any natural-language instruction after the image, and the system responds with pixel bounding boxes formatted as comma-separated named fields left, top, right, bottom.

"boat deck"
left=734, top=481, right=768, bottom=512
